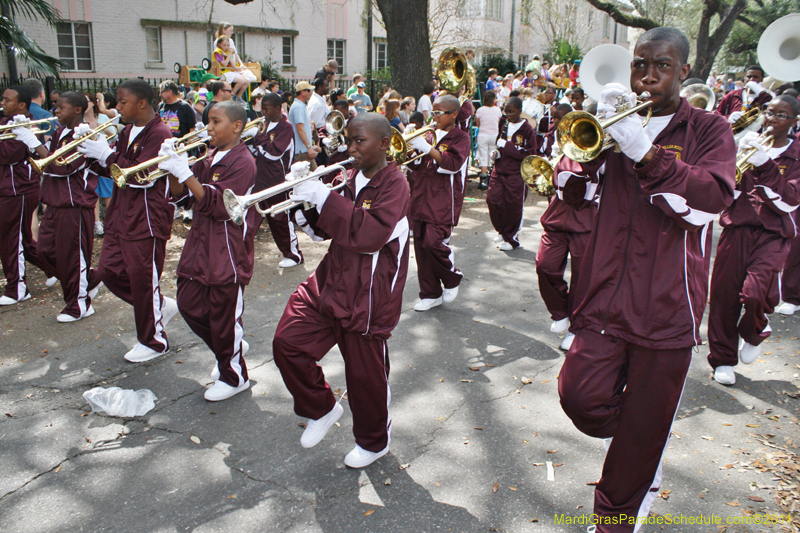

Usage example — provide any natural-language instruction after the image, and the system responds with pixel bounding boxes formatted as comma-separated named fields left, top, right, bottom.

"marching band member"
left=456, top=91, right=474, bottom=133
left=325, top=99, right=352, bottom=168
left=0, top=86, right=46, bottom=305
left=555, top=28, right=736, bottom=531
left=715, top=65, right=772, bottom=121
left=77, top=80, right=178, bottom=363
left=486, top=96, right=538, bottom=251
left=273, top=113, right=410, bottom=468
left=26, top=92, right=98, bottom=322
left=159, top=101, right=258, bottom=401
left=405, top=95, right=471, bottom=311
left=708, top=95, right=800, bottom=385
left=535, top=103, right=596, bottom=351
left=248, top=92, right=304, bottom=268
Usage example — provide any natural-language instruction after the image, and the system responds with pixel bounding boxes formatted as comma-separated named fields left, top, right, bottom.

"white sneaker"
left=94, top=221, right=104, bottom=236
left=211, top=340, right=249, bottom=380
left=204, top=379, right=250, bottom=401
left=124, top=342, right=166, bottom=363
left=560, top=332, right=575, bottom=351
left=182, top=209, right=193, bottom=221
left=57, top=305, right=95, bottom=323
left=0, top=293, right=31, bottom=306
left=45, top=276, right=58, bottom=288
left=714, top=365, right=736, bottom=385
left=301, top=402, right=344, bottom=448
left=344, top=444, right=390, bottom=468
left=88, top=281, right=104, bottom=300
left=173, top=208, right=183, bottom=219
left=551, top=317, right=570, bottom=333
left=414, top=297, right=443, bottom=311
left=777, top=302, right=798, bottom=315
left=492, top=234, right=503, bottom=243
left=442, top=286, right=459, bottom=303
left=279, top=258, right=299, bottom=268
left=739, top=340, right=761, bottom=365
left=498, top=242, right=513, bottom=251
left=161, top=297, right=179, bottom=328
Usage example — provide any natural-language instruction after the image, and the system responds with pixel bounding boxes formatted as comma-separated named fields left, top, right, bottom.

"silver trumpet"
left=224, top=157, right=355, bottom=224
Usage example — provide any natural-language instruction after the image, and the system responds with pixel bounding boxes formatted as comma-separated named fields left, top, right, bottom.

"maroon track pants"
left=708, top=226, right=788, bottom=369
left=0, top=194, right=41, bottom=300
left=486, top=172, right=527, bottom=248
left=781, top=236, right=800, bottom=306
left=256, top=210, right=303, bottom=263
left=177, top=278, right=248, bottom=387
left=273, top=285, right=391, bottom=452
left=559, top=329, right=691, bottom=533
left=412, top=220, right=462, bottom=300
left=38, top=206, right=94, bottom=319
left=89, top=233, right=169, bottom=353
left=536, top=230, right=590, bottom=322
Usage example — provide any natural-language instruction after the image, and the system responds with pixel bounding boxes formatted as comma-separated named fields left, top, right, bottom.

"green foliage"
left=722, top=0, right=800, bottom=69
left=365, top=67, right=392, bottom=83
left=259, top=60, right=288, bottom=86
left=0, top=0, right=63, bottom=77
left=476, top=55, right=517, bottom=83
left=549, top=38, right=583, bottom=66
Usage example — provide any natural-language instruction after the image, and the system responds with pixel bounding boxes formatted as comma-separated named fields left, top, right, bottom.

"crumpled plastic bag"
left=82, top=387, right=157, bottom=417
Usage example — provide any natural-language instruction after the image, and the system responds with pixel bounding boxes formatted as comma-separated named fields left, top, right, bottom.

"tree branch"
left=582, top=0, right=659, bottom=30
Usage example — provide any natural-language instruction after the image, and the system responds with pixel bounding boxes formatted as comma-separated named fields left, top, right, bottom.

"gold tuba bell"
left=437, top=47, right=468, bottom=96
left=520, top=154, right=562, bottom=197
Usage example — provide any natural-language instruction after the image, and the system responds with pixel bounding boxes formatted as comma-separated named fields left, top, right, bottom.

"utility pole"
left=367, top=1, right=373, bottom=75
left=509, top=0, right=517, bottom=59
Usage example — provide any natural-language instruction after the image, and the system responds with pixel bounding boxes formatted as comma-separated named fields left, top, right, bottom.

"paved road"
left=1, top=183, right=798, bottom=533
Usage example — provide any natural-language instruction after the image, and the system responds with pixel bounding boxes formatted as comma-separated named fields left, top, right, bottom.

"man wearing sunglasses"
left=709, top=95, right=800, bottom=385
left=201, top=81, right=232, bottom=125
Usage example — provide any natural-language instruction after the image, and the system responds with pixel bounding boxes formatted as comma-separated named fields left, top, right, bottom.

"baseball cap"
left=295, top=81, right=313, bottom=92
left=357, top=82, right=366, bottom=88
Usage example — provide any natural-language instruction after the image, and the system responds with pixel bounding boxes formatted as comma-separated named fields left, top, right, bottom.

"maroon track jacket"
left=715, top=88, right=772, bottom=117
left=248, top=117, right=294, bottom=192
left=494, top=118, right=539, bottom=177
left=297, top=163, right=410, bottom=340
left=172, top=142, right=258, bottom=286
left=457, top=99, right=474, bottom=133
left=0, top=117, right=38, bottom=197
left=556, top=98, right=736, bottom=348
left=721, top=139, right=800, bottom=239
left=40, top=127, right=97, bottom=209
left=104, top=116, right=173, bottom=240
left=408, top=128, right=471, bottom=226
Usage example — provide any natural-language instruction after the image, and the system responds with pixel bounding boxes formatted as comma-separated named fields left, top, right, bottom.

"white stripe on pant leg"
left=14, top=198, right=27, bottom=301
left=77, top=216, right=89, bottom=317
left=288, top=218, right=301, bottom=262
left=443, top=235, right=456, bottom=273
left=513, top=186, right=525, bottom=246
left=150, top=240, right=167, bottom=351
left=383, top=341, right=392, bottom=443
left=633, top=367, right=691, bottom=533
left=229, top=286, right=246, bottom=386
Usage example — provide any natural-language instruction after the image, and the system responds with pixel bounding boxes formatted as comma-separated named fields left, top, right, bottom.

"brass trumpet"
left=110, top=141, right=208, bottom=188
left=0, top=117, right=55, bottom=140
left=178, top=126, right=208, bottom=145
left=223, top=157, right=355, bottom=224
left=388, top=126, right=435, bottom=165
left=30, top=121, right=118, bottom=174
left=241, top=116, right=266, bottom=141
left=735, top=127, right=774, bottom=183
left=557, top=91, right=653, bottom=163
left=732, top=87, right=762, bottom=135
left=323, top=111, right=347, bottom=156
left=520, top=154, right=563, bottom=197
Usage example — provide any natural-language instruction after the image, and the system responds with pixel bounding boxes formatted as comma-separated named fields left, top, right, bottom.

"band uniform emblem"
left=662, top=144, right=683, bottom=161
left=515, top=135, right=523, bottom=145
left=361, top=199, right=372, bottom=209
left=212, top=172, right=221, bottom=182
left=439, top=144, right=448, bottom=153
left=270, top=133, right=275, bottom=142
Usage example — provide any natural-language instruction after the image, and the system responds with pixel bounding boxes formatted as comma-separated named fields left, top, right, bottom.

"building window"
left=457, top=0, right=480, bottom=17
left=375, top=42, right=388, bottom=70
left=518, top=54, right=529, bottom=70
left=282, top=36, right=294, bottom=66
left=145, top=27, right=162, bottom=63
left=603, top=14, right=611, bottom=38
left=486, top=0, right=503, bottom=20
left=618, top=24, right=628, bottom=42
left=208, top=32, right=245, bottom=59
left=57, top=22, right=94, bottom=72
left=327, top=39, right=345, bottom=74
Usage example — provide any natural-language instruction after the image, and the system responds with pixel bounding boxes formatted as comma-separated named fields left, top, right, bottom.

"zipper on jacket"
left=601, top=179, right=639, bottom=334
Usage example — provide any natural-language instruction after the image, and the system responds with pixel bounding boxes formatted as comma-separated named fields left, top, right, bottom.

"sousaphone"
left=578, top=44, right=634, bottom=102
left=758, top=14, right=800, bottom=83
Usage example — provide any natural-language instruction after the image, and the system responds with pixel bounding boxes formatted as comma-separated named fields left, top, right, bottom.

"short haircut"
left=22, top=78, right=44, bottom=98
left=333, top=99, right=349, bottom=113
left=350, top=112, right=391, bottom=141
left=50, top=90, right=61, bottom=97
left=774, top=94, right=800, bottom=116
left=636, top=27, right=690, bottom=64
left=571, top=88, right=585, bottom=97
left=554, top=103, right=573, bottom=115
left=521, top=88, right=533, bottom=97
left=313, top=77, right=327, bottom=89
left=118, top=79, right=155, bottom=105
left=6, top=85, right=31, bottom=109
left=423, top=81, right=435, bottom=95
left=160, top=81, right=179, bottom=95
left=59, top=91, right=88, bottom=114
left=261, top=71, right=270, bottom=82
left=681, top=77, right=704, bottom=87
left=483, top=90, right=496, bottom=106
left=262, top=92, right=282, bottom=107
left=509, top=90, right=521, bottom=98
left=214, top=100, right=247, bottom=127
left=409, top=111, right=424, bottom=124
left=436, top=94, right=460, bottom=112
left=505, top=96, right=522, bottom=111
left=747, top=65, right=765, bottom=75
left=210, top=81, right=226, bottom=96
left=268, top=81, right=280, bottom=91
left=488, top=68, right=497, bottom=76
left=249, top=91, right=262, bottom=106
left=353, top=73, right=363, bottom=81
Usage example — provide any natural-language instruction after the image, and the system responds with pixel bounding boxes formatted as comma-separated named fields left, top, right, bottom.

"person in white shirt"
left=418, top=81, right=435, bottom=122
left=307, top=77, right=331, bottom=132
left=474, top=91, right=503, bottom=189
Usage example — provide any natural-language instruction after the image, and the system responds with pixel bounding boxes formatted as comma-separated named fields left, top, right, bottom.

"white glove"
left=321, top=136, right=333, bottom=147
left=242, top=127, right=259, bottom=139
left=745, top=80, right=763, bottom=96
left=740, top=131, right=770, bottom=167
left=337, top=144, right=348, bottom=153
left=496, top=138, right=507, bottom=149
left=728, top=111, right=744, bottom=124
left=74, top=123, right=93, bottom=138
left=157, top=139, right=193, bottom=183
left=194, top=121, right=205, bottom=132
left=405, top=124, right=417, bottom=135
left=408, top=135, right=432, bottom=154
left=289, top=161, right=311, bottom=180
left=12, top=114, right=28, bottom=124
left=76, top=134, right=113, bottom=163
left=12, top=127, right=41, bottom=150
left=606, top=114, right=653, bottom=163
left=598, top=83, right=635, bottom=117
left=290, top=179, right=330, bottom=212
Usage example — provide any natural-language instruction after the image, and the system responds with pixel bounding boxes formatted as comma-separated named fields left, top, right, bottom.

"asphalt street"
left=0, top=181, right=798, bottom=533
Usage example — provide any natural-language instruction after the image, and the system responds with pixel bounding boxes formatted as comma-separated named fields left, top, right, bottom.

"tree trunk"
left=375, top=0, right=431, bottom=100
left=691, top=0, right=747, bottom=79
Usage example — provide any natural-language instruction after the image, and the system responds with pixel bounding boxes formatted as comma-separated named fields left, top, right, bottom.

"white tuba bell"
left=758, top=14, right=800, bottom=83
left=578, top=44, right=634, bottom=102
